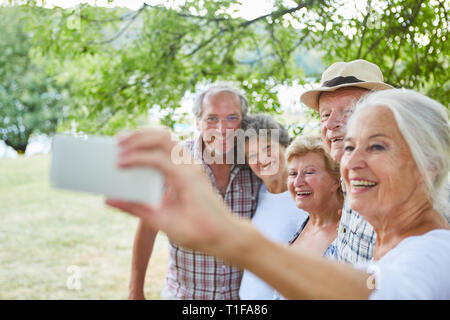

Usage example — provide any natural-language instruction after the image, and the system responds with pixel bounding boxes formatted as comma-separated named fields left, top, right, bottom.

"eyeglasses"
left=204, top=115, right=241, bottom=125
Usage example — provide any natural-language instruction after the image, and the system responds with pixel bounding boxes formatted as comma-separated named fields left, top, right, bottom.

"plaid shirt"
left=164, top=136, right=261, bottom=299
left=336, top=180, right=376, bottom=264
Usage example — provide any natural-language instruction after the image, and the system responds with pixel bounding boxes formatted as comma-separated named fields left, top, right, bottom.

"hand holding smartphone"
left=50, top=134, right=164, bottom=205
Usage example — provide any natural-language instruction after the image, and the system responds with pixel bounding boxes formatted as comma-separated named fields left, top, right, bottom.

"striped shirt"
left=164, top=136, right=261, bottom=299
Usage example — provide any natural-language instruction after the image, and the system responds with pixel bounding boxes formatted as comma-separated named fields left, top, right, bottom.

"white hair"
left=351, top=89, right=450, bottom=217
left=193, top=83, right=248, bottom=119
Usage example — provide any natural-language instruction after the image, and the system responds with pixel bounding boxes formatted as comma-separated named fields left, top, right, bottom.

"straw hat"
left=300, top=59, right=394, bottom=111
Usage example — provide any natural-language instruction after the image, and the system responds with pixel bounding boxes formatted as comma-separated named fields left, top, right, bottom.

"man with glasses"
left=128, top=84, right=261, bottom=300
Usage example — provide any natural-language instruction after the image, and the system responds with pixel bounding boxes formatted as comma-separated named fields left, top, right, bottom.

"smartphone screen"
left=50, top=134, right=164, bottom=205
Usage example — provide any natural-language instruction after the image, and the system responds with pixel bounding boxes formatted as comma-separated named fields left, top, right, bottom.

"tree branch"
left=79, top=8, right=140, bottom=23
left=363, top=0, right=424, bottom=59
left=88, top=4, right=148, bottom=45
left=287, top=29, right=311, bottom=55
left=186, top=0, right=316, bottom=57
left=356, top=0, right=372, bottom=58
left=239, top=0, right=316, bottom=28
left=185, top=27, right=227, bottom=57
left=269, top=24, right=288, bottom=78
left=386, top=35, right=405, bottom=82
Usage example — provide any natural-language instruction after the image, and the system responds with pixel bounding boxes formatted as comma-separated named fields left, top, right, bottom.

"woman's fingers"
left=109, top=129, right=229, bottom=249
left=105, top=198, right=151, bottom=218
left=118, top=148, right=167, bottom=168
left=106, top=198, right=162, bottom=229
left=118, top=128, right=175, bottom=156
left=118, top=146, right=209, bottom=193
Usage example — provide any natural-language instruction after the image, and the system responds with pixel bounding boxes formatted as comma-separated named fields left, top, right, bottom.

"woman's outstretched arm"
left=106, top=128, right=372, bottom=300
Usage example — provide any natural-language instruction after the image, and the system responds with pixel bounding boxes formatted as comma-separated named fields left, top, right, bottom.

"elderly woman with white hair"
left=238, top=114, right=309, bottom=300
left=108, top=89, right=450, bottom=299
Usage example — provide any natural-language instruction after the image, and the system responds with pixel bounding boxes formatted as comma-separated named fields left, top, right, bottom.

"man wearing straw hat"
left=300, top=59, right=393, bottom=264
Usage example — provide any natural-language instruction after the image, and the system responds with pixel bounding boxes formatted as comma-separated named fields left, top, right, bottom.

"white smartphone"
left=50, top=134, right=164, bottom=206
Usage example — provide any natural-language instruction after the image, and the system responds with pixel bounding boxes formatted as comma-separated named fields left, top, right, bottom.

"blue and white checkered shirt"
left=336, top=178, right=376, bottom=264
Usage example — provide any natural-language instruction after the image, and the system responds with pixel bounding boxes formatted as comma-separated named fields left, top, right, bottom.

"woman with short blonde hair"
left=284, top=134, right=343, bottom=259
left=286, top=135, right=342, bottom=199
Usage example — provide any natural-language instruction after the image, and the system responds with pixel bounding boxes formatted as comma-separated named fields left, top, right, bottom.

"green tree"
left=318, top=0, right=449, bottom=104
left=21, top=0, right=449, bottom=135
left=0, top=6, right=71, bottom=153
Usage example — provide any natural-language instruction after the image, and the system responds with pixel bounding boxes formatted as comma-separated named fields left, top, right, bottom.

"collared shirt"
left=164, top=136, right=262, bottom=299
left=335, top=178, right=376, bottom=264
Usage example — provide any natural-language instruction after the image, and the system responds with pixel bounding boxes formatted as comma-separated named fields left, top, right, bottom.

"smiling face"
left=196, top=91, right=243, bottom=156
left=287, top=151, right=340, bottom=213
left=246, top=139, right=286, bottom=183
left=340, top=106, right=423, bottom=220
left=318, top=88, right=369, bottom=163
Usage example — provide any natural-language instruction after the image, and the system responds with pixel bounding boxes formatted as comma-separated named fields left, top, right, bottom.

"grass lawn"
left=0, top=155, right=168, bottom=299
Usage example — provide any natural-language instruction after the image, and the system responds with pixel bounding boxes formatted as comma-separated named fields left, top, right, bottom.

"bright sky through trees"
left=6, top=0, right=276, bottom=19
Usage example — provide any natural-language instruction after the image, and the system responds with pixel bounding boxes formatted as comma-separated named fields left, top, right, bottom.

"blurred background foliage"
left=0, top=0, right=448, bottom=152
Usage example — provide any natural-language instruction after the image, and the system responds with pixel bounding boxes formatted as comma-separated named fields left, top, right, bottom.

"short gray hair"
left=351, top=89, right=450, bottom=215
left=241, top=113, right=290, bottom=147
left=193, top=84, right=248, bottom=119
